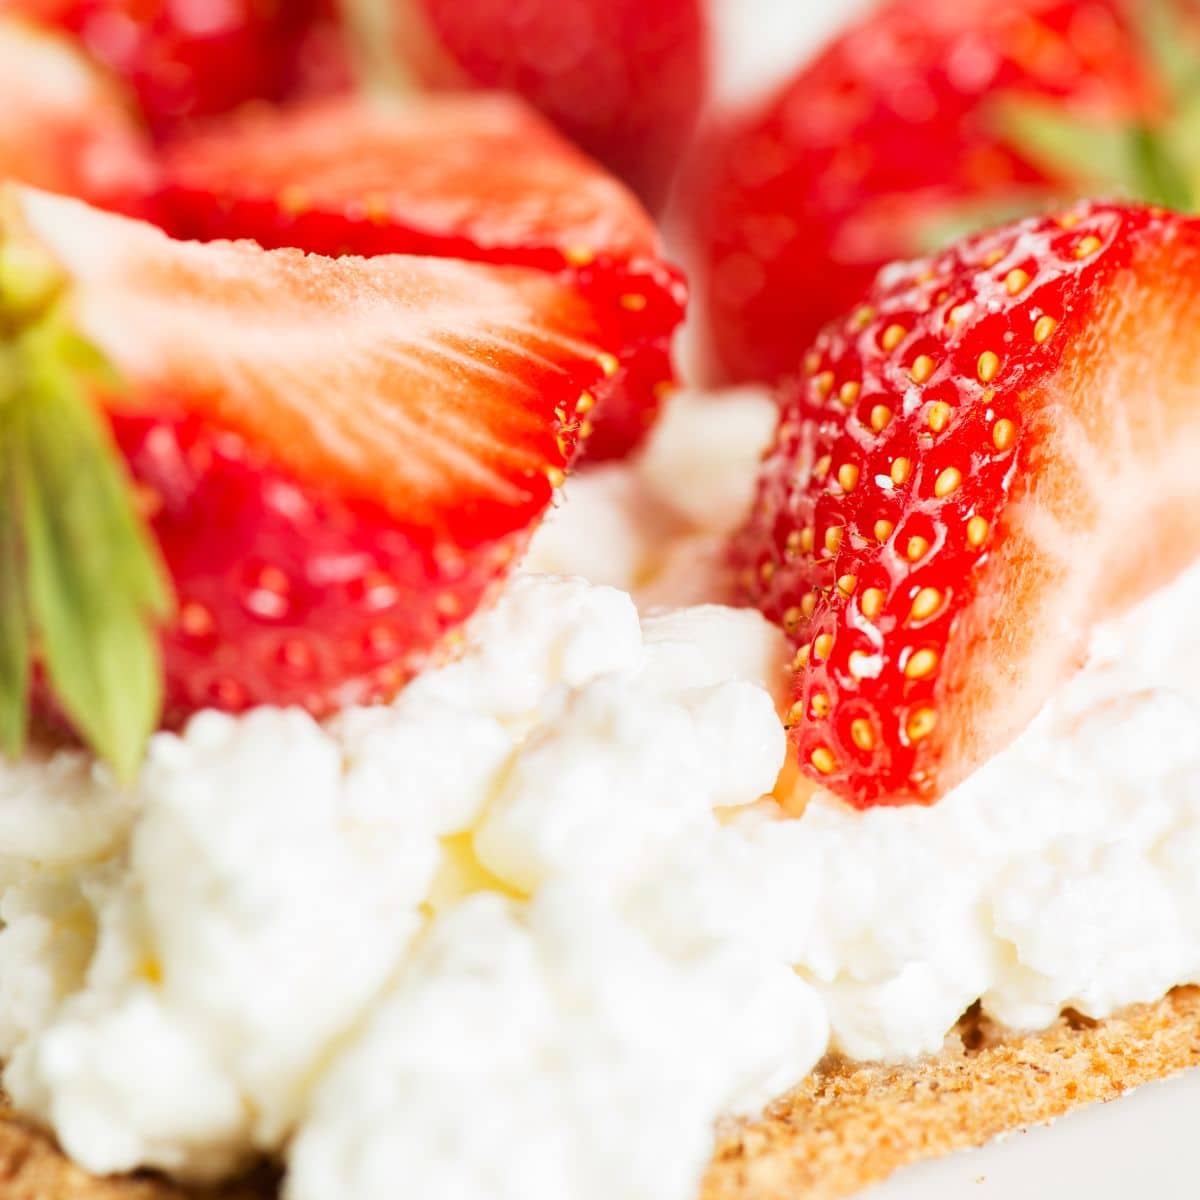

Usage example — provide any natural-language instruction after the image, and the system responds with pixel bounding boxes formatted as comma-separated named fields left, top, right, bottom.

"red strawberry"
left=693, top=0, right=1163, bottom=384
left=2, top=0, right=339, bottom=135
left=156, top=94, right=687, bottom=459
left=1, top=184, right=624, bottom=773
left=734, top=201, right=1200, bottom=808
left=0, top=16, right=154, bottom=212
left=370, top=0, right=708, bottom=209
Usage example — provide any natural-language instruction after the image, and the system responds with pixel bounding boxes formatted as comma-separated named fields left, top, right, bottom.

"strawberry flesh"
left=155, top=94, right=687, bottom=459
left=735, top=202, right=1200, bottom=807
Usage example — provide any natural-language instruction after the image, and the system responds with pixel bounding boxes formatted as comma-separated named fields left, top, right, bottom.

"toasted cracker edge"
left=3, top=987, right=1199, bottom=1200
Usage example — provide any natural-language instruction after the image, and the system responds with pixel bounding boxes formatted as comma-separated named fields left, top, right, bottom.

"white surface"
left=871, top=1067, right=1200, bottom=1198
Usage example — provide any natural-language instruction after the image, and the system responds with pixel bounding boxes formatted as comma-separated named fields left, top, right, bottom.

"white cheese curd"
left=3, top=379, right=1200, bottom=1200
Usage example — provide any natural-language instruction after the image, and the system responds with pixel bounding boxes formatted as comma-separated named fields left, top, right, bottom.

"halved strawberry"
left=1, top=185, right=623, bottom=773
left=0, top=16, right=154, bottom=212
left=735, top=201, right=1200, bottom=808
left=3, top=0, right=337, bottom=134
left=155, top=93, right=686, bottom=459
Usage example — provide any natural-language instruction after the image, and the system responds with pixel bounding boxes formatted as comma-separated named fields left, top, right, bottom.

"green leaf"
left=1137, top=0, right=1200, bottom=110
left=10, top=325, right=171, bottom=779
left=0, top=412, right=29, bottom=759
left=990, top=94, right=1138, bottom=193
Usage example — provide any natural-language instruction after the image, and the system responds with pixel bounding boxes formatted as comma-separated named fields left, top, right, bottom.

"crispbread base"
left=3, top=987, right=1198, bottom=1200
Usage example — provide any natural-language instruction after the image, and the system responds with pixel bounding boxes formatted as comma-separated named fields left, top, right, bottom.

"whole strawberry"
left=155, top=94, right=687, bottom=459
left=735, top=201, right=1200, bottom=807
left=1, top=185, right=625, bottom=773
left=692, top=0, right=1176, bottom=384
left=360, top=0, right=708, bottom=209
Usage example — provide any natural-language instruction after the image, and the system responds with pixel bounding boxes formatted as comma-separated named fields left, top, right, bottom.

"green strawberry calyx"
left=0, top=211, right=171, bottom=780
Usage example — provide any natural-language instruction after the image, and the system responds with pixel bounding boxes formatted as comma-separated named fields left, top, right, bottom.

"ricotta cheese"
left=1, top=386, right=1199, bottom=1200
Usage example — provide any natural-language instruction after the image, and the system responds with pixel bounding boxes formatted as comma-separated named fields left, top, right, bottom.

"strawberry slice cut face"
left=0, top=16, right=155, bottom=213
left=155, top=94, right=687, bottom=459
left=735, top=202, right=1200, bottom=808
left=6, top=186, right=621, bottom=742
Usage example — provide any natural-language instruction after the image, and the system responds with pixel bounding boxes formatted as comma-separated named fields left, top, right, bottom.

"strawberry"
left=692, top=0, right=1174, bottom=384
left=0, top=16, right=154, bottom=213
left=734, top=201, right=1200, bottom=808
left=155, top=94, right=687, bottom=459
left=363, top=0, right=708, bottom=209
left=2, top=0, right=339, bottom=135
left=0, top=184, right=624, bottom=773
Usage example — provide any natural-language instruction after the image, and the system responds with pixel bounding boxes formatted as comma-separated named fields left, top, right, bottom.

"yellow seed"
left=905, top=647, right=940, bottom=679
left=839, top=380, right=861, bottom=407
left=792, top=645, right=811, bottom=670
left=786, top=701, right=805, bottom=726
left=1058, top=212, right=1082, bottom=230
left=759, top=560, right=775, bottom=583
left=934, top=466, right=963, bottom=498
left=598, top=352, right=620, bottom=377
left=1075, top=234, right=1103, bottom=258
left=1004, top=267, right=1031, bottom=295
left=977, top=350, right=1001, bottom=383
left=579, top=419, right=594, bottom=439
left=881, top=323, right=908, bottom=351
left=861, top=587, right=885, bottom=620
left=799, top=526, right=815, bottom=554
left=576, top=391, right=596, bottom=414
left=967, top=515, right=991, bottom=547
left=837, top=573, right=858, bottom=597
left=927, top=401, right=952, bottom=433
left=804, top=350, right=821, bottom=374
left=814, top=632, right=834, bottom=660
left=906, top=534, right=931, bottom=562
left=837, top=462, right=860, bottom=492
left=810, top=747, right=838, bottom=775
left=850, top=718, right=876, bottom=751
left=564, top=244, right=595, bottom=266
left=783, top=606, right=804, bottom=632
left=619, top=292, right=648, bottom=311
left=810, top=690, right=831, bottom=718
left=814, top=370, right=835, bottom=398
left=909, top=587, right=944, bottom=622
left=982, top=247, right=1005, bottom=268
left=890, top=457, right=912, bottom=485
left=824, top=525, right=844, bottom=554
left=874, top=518, right=895, bottom=542
left=1034, top=314, right=1058, bottom=344
left=909, top=354, right=936, bottom=384
left=870, top=404, right=893, bottom=433
left=545, top=465, right=566, bottom=488
left=993, top=417, right=1017, bottom=451
left=848, top=651, right=873, bottom=679
left=906, top=706, right=938, bottom=741
left=785, top=529, right=803, bottom=558
left=813, top=454, right=832, bottom=480
left=947, top=302, right=972, bottom=327
left=850, top=305, right=875, bottom=331
left=800, top=591, right=818, bottom=619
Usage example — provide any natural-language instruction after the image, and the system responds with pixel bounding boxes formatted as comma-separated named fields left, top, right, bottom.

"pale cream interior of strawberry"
left=2, top=387, right=1200, bottom=1200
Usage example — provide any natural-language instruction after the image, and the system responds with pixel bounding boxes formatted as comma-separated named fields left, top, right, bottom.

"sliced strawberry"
left=735, top=202, right=1200, bottom=808
left=2, top=185, right=623, bottom=769
left=393, top=0, right=708, bottom=209
left=156, top=93, right=687, bottom=458
left=3, top=0, right=337, bottom=134
left=692, top=0, right=1157, bottom=384
left=0, top=16, right=154, bottom=212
